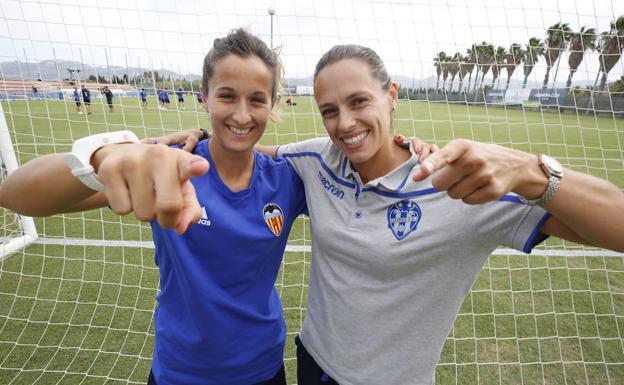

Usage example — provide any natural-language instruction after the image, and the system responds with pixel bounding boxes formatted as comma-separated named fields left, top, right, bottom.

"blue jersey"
left=140, top=91, right=147, bottom=101
left=150, top=140, right=307, bottom=385
left=176, top=90, right=184, bottom=100
left=73, top=89, right=80, bottom=102
left=81, top=88, right=91, bottom=102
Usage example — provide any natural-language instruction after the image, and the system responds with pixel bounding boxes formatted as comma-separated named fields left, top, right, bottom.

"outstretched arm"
left=413, top=139, right=624, bottom=252
left=0, top=154, right=107, bottom=216
left=0, top=143, right=210, bottom=234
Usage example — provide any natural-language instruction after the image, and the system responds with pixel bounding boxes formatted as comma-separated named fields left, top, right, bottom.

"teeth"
left=343, top=132, right=368, bottom=145
left=228, top=126, right=252, bottom=135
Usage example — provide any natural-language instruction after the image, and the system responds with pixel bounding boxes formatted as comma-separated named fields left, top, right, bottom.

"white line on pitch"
left=7, top=237, right=623, bottom=257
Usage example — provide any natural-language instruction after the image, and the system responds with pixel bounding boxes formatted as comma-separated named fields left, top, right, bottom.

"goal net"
left=0, top=1, right=623, bottom=384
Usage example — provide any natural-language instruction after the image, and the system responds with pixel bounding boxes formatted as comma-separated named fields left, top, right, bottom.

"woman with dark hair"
left=282, top=44, right=624, bottom=385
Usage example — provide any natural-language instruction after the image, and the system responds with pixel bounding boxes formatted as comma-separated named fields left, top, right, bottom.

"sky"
left=0, top=0, right=623, bottom=86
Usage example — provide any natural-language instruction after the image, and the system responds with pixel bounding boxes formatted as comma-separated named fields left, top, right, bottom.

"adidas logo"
left=198, top=207, right=212, bottom=226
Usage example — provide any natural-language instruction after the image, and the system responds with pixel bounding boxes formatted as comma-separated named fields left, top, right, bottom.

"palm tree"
left=505, top=43, right=525, bottom=90
left=597, top=15, right=624, bottom=91
left=472, top=42, right=489, bottom=91
left=476, top=43, right=495, bottom=91
left=490, top=46, right=508, bottom=88
left=441, top=56, right=450, bottom=93
left=523, top=37, right=545, bottom=88
left=543, top=22, right=573, bottom=88
left=566, top=26, right=597, bottom=88
left=459, top=51, right=473, bottom=94
left=448, top=53, right=461, bottom=92
left=433, top=51, right=446, bottom=92
left=463, top=46, right=477, bottom=93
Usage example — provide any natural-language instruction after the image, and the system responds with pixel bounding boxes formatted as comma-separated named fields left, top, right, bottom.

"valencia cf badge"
left=263, top=203, right=284, bottom=236
left=387, top=200, right=422, bottom=240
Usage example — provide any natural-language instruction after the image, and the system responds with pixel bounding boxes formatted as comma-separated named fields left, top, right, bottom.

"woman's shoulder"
left=276, top=137, right=337, bottom=157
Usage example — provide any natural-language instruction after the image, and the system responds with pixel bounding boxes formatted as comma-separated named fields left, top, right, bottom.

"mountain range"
left=0, top=59, right=601, bottom=90
left=0, top=60, right=201, bottom=83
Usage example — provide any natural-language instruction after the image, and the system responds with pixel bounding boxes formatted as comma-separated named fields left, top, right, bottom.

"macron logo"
left=318, top=171, right=344, bottom=200
left=198, top=207, right=212, bottom=226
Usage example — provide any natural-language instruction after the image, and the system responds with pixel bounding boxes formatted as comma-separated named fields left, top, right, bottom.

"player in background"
left=140, top=88, right=148, bottom=108
left=81, top=85, right=92, bottom=114
left=176, top=87, right=185, bottom=109
left=163, top=88, right=171, bottom=109
left=73, top=87, right=82, bottom=114
left=156, top=89, right=161, bottom=108
left=101, top=86, right=114, bottom=112
left=158, top=89, right=168, bottom=110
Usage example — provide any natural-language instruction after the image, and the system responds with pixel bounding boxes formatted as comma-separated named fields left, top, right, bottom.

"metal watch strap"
left=540, top=174, right=561, bottom=205
left=520, top=174, right=561, bottom=206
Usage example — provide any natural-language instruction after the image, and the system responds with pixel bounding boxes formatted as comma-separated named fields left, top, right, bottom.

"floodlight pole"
left=268, top=7, right=276, bottom=49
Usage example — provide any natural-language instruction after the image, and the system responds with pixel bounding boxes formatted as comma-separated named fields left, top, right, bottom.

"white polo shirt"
left=278, top=137, right=549, bottom=385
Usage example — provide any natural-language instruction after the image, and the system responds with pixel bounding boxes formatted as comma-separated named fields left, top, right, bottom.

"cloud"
left=0, top=0, right=622, bottom=83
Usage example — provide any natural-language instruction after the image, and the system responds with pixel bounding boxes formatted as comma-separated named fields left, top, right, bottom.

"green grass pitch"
left=0, top=95, right=623, bottom=384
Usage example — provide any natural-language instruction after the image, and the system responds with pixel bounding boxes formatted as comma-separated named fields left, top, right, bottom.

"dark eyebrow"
left=319, top=91, right=370, bottom=110
left=346, top=91, right=370, bottom=100
left=214, top=87, right=268, bottom=98
left=318, top=102, right=335, bottom=111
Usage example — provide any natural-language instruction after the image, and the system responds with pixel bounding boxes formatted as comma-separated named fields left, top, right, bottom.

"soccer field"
left=1, top=96, right=623, bottom=385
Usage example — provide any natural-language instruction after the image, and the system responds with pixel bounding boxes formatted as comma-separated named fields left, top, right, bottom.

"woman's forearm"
left=0, top=154, right=107, bottom=216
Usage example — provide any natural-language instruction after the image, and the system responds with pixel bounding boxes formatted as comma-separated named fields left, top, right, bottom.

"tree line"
left=433, top=16, right=624, bottom=93
left=82, top=70, right=200, bottom=91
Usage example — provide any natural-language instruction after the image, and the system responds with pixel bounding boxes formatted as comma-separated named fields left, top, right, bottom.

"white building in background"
left=295, top=86, right=314, bottom=95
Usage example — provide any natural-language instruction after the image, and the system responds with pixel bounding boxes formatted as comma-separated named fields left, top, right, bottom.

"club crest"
left=387, top=200, right=422, bottom=240
left=263, top=203, right=284, bottom=237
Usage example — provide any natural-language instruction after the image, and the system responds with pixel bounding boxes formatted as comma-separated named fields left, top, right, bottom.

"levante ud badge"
left=263, top=203, right=284, bottom=236
left=387, top=200, right=422, bottom=240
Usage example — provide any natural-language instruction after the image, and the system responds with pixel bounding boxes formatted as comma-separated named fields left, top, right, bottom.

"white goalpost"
left=0, top=102, right=37, bottom=261
left=0, top=1, right=623, bottom=384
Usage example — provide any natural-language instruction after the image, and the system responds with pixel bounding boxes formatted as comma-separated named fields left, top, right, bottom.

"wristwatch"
left=64, top=130, right=140, bottom=192
left=519, top=154, right=564, bottom=206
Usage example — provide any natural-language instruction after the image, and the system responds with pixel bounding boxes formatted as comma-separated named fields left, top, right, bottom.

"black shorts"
left=75, top=101, right=81, bottom=106
left=84, top=100, right=91, bottom=105
left=147, top=365, right=286, bottom=385
left=296, top=336, right=340, bottom=385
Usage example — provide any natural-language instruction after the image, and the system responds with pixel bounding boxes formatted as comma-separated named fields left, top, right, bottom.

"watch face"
left=539, top=154, right=563, bottom=177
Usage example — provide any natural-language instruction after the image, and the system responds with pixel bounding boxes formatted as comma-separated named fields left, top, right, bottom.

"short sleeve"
left=276, top=137, right=331, bottom=178
left=469, top=197, right=551, bottom=253
left=286, top=161, right=308, bottom=217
